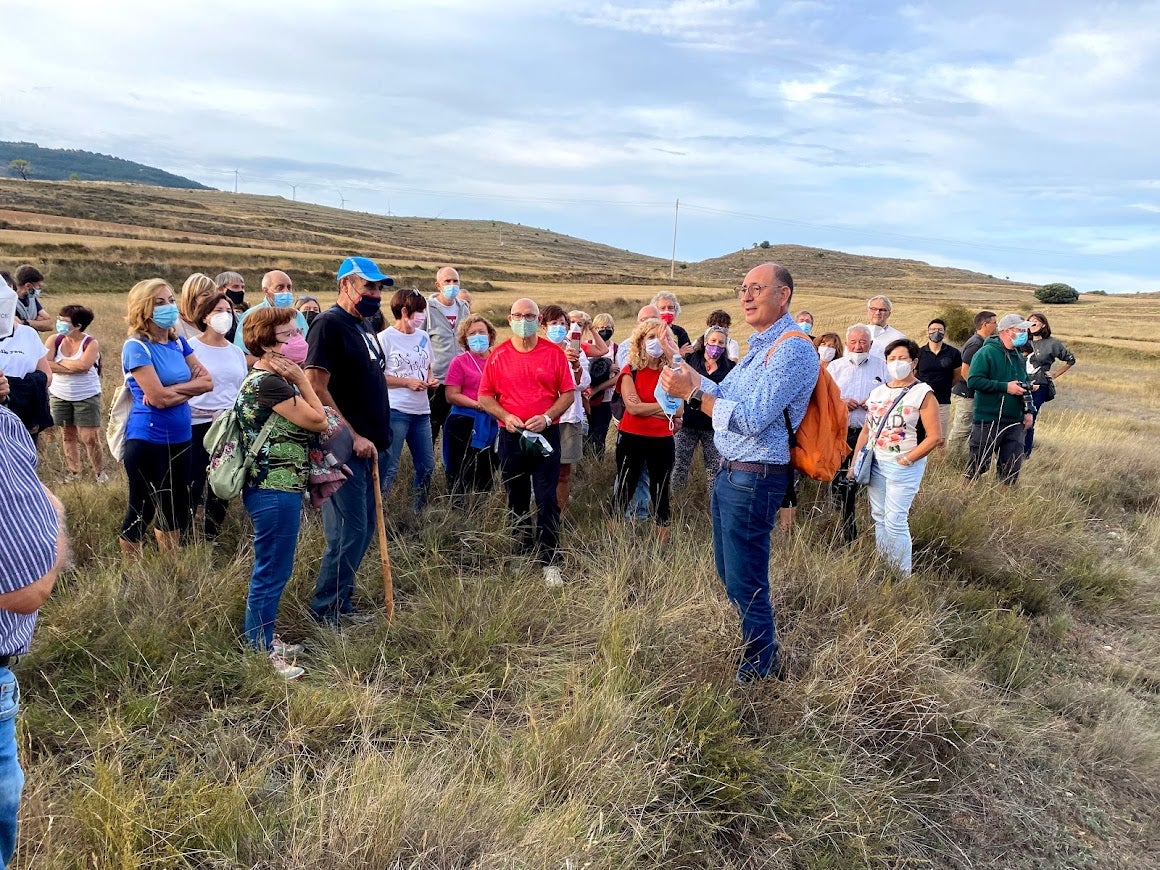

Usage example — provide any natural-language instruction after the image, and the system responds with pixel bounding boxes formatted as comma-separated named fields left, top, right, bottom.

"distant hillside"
left=0, top=179, right=1036, bottom=298
left=0, top=142, right=210, bottom=189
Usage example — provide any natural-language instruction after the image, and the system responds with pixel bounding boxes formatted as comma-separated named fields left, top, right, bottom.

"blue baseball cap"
left=336, top=256, right=394, bottom=285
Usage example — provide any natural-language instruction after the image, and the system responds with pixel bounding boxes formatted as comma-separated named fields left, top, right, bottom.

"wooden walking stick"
left=370, top=459, right=395, bottom=622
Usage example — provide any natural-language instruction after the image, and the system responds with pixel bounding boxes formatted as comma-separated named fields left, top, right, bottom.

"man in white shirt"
left=425, top=266, right=471, bottom=449
left=827, top=324, right=889, bottom=542
left=866, top=294, right=906, bottom=358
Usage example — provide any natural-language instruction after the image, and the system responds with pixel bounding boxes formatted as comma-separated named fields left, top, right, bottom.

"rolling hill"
left=1, top=142, right=209, bottom=189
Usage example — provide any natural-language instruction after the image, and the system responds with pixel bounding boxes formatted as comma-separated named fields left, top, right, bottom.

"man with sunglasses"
left=661, top=263, right=817, bottom=684
left=304, top=257, right=394, bottom=625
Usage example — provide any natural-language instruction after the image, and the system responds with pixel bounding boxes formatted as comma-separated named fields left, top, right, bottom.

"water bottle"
left=655, top=353, right=684, bottom=418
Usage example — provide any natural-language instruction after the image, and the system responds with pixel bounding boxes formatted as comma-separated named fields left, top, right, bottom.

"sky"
left=2, top=0, right=1159, bottom=293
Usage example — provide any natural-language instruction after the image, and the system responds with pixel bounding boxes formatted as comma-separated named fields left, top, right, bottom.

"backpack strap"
left=764, top=329, right=815, bottom=446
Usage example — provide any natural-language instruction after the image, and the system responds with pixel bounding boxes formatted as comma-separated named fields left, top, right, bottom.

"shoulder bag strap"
left=868, top=385, right=915, bottom=443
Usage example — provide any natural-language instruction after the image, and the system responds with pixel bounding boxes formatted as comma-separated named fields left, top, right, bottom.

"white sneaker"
left=269, top=653, right=304, bottom=680
left=272, top=635, right=304, bottom=658
left=542, top=565, right=564, bottom=588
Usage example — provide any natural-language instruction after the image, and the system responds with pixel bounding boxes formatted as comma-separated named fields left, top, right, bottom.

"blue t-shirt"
left=122, top=336, right=194, bottom=444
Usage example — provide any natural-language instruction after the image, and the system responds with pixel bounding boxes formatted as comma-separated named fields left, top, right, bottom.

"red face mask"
left=659, top=311, right=675, bottom=325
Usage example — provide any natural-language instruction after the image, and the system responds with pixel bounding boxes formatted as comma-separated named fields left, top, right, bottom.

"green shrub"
left=935, top=302, right=974, bottom=343
left=1035, top=282, right=1080, bottom=304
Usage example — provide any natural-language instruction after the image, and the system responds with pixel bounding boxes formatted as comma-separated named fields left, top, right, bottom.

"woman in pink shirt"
left=444, top=315, right=499, bottom=496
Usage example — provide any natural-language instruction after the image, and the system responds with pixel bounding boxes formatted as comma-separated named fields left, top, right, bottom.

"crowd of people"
left=0, top=258, right=1080, bottom=861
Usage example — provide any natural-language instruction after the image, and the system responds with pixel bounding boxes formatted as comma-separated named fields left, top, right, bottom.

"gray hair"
left=846, top=323, right=872, bottom=341
left=867, top=294, right=893, bottom=312
left=214, top=271, right=244, bottom=289
left=650, top=291, right=681, bottom=317
left=704, top=325, right=729, bottom=340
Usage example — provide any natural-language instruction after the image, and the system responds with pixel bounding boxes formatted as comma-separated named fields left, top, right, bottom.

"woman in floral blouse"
left=237, top=307, right=327, bottom=679
left=848, top=338, right=943, bottom=576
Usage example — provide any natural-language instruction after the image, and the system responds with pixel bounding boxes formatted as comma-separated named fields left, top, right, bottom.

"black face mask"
left=597, top=328, right=614, bottom=342
left=354, top=294, right=381, bottom=318
left=224, top=289, right=245, bottom=306
left=303, top=310, right=319, bottom=326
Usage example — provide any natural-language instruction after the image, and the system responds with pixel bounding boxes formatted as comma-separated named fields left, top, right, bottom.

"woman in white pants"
left=848, top=338, right=943, bottom=575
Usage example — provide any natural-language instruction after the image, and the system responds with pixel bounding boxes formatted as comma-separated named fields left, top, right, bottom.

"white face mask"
left=887, top=359, right=913, bottom=381
left=208, top=311, right=233, bottom=335
left=818, top=345, right=836, bottom=363
left=848, top=350, right=869, bottom=365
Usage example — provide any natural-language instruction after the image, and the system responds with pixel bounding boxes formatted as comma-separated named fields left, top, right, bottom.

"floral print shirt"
left=235, top=371, right=311, bottom=492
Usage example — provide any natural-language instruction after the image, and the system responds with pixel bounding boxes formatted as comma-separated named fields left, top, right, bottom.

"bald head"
left=262, top=271, right=293, bottom=304
left=637, top=305, right=660, bottom=323
left=739, top=262, right=794, bottom=330
left=435, top=266, right=461, bottom=303
left=510, top=297, right=539, bottom=317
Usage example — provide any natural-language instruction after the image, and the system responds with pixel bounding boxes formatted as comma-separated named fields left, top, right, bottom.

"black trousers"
left=120, top=438, right=192, bottom=542
left=190, top=421, right=230, bottom=539
left=831, top=427, right=863, bottom=542
left=445, top=414, right=496, bottom=496
left=585, top=401, right=613, bottom=458
left=497, top=426, right=562, bottom=565
left=612, top=431, right=675, bottom=526
left=967, top=419, right=1026, bottom=484
left=429, top=384, right=453, bottom=447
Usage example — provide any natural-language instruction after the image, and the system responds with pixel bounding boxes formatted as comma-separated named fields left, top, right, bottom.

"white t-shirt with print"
left=865, top=381, right=934, bottom=460
left=379, top=327, right=433, bottom=415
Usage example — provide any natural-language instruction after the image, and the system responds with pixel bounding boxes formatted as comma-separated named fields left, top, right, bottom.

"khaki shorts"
left=558, top=421, right=583, bottom=465
left=50, top=394, right=102, bottom=428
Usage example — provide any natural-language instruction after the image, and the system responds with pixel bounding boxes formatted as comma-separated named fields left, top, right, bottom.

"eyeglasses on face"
left=274, top=328, right=302, bottom=342
left=734, top=283, right=773, bottom=299
left=868, top=307, right=889, bottom=313
left=510, top=313, right=539, bottom=322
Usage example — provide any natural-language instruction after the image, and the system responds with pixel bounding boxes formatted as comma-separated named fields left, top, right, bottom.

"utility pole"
left=233, top=169, right=239, bottom=194
left=670, top=198, right=679, bottom=280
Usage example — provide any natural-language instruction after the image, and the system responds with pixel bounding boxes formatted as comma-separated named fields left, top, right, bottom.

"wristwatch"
left=543, top=414, right=553, bottom=428
left=687, top=388, right=704, bottom=412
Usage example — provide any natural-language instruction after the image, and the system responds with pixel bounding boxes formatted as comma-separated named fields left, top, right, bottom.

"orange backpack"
left=764, top=330, right=851, bottom=480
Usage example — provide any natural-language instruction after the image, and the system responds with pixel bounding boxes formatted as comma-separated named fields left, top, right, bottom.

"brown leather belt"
left=720, top=459, right=791, bottom=476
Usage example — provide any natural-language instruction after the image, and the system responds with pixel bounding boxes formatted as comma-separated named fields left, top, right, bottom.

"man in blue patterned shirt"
left=0, top=401, right=66, bottom=864
left=662, top=263, right=818, bottom=682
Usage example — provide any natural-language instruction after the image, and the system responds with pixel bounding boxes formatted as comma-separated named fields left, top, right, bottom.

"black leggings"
left=612, top=431, right=674, bottom=526
left=445, top=414, right=496, bottom=496
left=120, top=438, right=192, bottom=543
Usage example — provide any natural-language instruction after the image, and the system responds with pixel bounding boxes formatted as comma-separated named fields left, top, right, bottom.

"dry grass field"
left=3, top=182, right=1159, bottom=868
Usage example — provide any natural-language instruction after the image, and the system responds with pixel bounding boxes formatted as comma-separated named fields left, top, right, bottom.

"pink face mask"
left=705, top=345, right=724, bottom=359
left=281, top=334, right=309, bottom=364
left=659, top=311, right=675, bottom=325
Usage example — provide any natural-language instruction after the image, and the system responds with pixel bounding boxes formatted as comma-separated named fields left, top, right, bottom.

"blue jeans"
left=711, top=466, right=789, bottom=679
left=1024, top=387, right=1048, bottom=456
left=627, top=468, right=651, bottom=519
left=866, top=457, right=926, bottom=576
left=0, top=669, right=22, bottom=867
left=379, top=411, right=435, bottom=512
left=311, top=455, right=377, bottom=621
left=243, top=488, right=304, bottom=651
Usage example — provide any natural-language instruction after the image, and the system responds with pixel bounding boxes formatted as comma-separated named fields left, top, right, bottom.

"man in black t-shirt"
left=304, top=256, right=394, bottom=625
left=916, top=317, right=962, bottom=439
left=946, top=310, right=996, bottom=454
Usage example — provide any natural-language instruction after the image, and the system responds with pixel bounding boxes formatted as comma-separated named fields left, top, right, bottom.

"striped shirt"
left=0, top=406, right=58, bottom=655
left=700, top=313, right=819, bottom=464
left=828, top=353, right=889, bottom=430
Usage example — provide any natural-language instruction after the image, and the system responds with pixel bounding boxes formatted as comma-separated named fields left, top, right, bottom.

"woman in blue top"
left=118, top=278, right=213, bottom=557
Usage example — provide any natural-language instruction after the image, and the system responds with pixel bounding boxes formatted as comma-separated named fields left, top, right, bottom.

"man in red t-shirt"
left=478, top=298, right=576, bottom=586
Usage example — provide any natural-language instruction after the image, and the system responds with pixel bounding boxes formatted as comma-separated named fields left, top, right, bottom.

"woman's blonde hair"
left=126, top=278, right=176, bottom=340
left=592, top=313, right=614, bottom=331
left=625, top=318, right=670, bottom=371
left=180, top=273, right=216, bottom=322
left=456, top=314, right=497, bottom=351
left=568, top=309, right=590, bottom=328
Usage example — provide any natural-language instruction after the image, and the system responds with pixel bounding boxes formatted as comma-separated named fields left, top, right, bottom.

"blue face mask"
left=467, top=334, right=489, bottom=353
left=511, top=319, right=537, bottom=339
left=151, top=303, right=179, bottom=329
left=797, top=321, right=812, bottom=335
left=443, top=284, right=460, bottom=300
left=1012, top=330, right=1029, bottom=347
left=273, top=292, right=294, bottom=308
left=55, top=320, right=70, bottom=335
left=546, top=324, right=568, bottom=344
left=34, top=287, right=42, bottom=297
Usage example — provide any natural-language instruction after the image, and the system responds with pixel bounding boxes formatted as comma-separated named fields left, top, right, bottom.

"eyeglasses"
left=275, top=328, right=302, bottom=342
left=734, top=283, right=772, bottom=299
left=868, top=307, right=890, bottom=313
left=510, top=313, right=539, bottom=321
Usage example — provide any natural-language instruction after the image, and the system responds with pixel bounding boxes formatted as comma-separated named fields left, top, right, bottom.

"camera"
left=1018, top=382, right=1035, bottom=416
